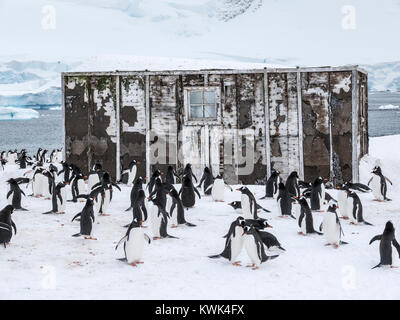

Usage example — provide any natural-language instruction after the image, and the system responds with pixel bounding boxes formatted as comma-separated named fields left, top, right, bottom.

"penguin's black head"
left=372, top=166, right=382, bottom=175
left=215, top=174, right=223, bottom=179
left=3, top=205, right=14, bottom=214
left=262, top=219, right=273, bottom=229
left=204, top=167, right=210, bottom=173
left=278, top=182, right=285, bottom=190
left=228, top=201, right=241, bottom=210
left=243, top=226, right=255, bottom=235
left=167, top=165, right=174, bottom=171
left=289, top=171, right=299, bottom=179
left=236, top=186, right=248, bottom=193
left=94, top=162, right=103, bottom=171
left=327, top=204, right=338, bottom=213
left=185, top=164, right=192, bottom=169
left=134, top=177, right=144, bottom=186
left=6, top=178, right=17, bottom=185
left=130, top=218, right=141, bottom=228
left=384, top=221, right=395, bottom=233
left=169, top=189, right=179, bottom=198
left=152, top=170, right=161, bottom=177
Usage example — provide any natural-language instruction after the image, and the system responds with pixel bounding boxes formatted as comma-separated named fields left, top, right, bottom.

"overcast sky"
left=1, top=0, right=399, bottom=66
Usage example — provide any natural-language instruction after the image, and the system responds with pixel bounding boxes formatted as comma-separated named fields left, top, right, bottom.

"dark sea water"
left=0, top=91, right=399, bottom=154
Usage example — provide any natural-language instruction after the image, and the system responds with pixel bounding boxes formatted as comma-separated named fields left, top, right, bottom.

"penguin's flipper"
left=144, top=233, right=151, bottom=244
left=117, top=258, right=128, bottom=262
left=42, top=211, right=55, bottom=215
left=340, top=241, right=349, bottom=245
left=363, top=221, right=373, bottom=226
left=372, top=263, right=381, bottom=270
left=125, top=207, right=132, bottom=212
left=208, top=254, right=222, bottom=259
left=115, top=235, right=128, bottom=250
left=167, top=235, right=179, bottom=239
left=6, top=190, right=12, bottom=199
left=369, top=235, right=382, bottom=245
left=392, top=239, right=400, bottom=258
left=71, top=212, right=82, bottom=222
left=278, top=246, right=286, bottom=251
left=267, top=255, right=279, bottom=261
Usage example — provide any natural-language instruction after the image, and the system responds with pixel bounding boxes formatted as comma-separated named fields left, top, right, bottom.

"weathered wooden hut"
left=62, top=65, right=368, bottom=185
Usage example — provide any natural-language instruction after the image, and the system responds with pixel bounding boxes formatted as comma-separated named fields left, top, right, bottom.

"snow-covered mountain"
left=363, top=61, right=400, bottom=92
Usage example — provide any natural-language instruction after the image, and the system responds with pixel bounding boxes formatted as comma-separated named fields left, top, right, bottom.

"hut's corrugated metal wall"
left=63, top=67, right=368, bottom=185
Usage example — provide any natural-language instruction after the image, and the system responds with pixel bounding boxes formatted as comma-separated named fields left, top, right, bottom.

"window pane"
left=204, top=105, right=217, bottom=118
left=204, top=91, right=216, bottom=104
left=190, top=105, right=203, bottom=119
left=190, top=91, right=202, bottom=104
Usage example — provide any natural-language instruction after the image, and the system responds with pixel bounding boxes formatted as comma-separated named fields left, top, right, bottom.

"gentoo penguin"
left=320, top=203, right=347, bottom=248
left=71, top=196, right=96, bottom=240
left=41, top=170, right=54, bottom=200
left=285, top=171, right=300, bottom=198
left=207, top=175, right=233, bottom=202
left=148, top=178, right=170, bottom=211
left=56, top=149, right=63, bottom=163
left=17, top=151, right=31, bottom=169
left=209, top=217, right=245, bottom=266
left=336, top=184, right=350, bottom=220
left=6, top=179, right=27, bottom=211
left=126, top=177, right=146, bottom=212
left=344, top=182, right=371, bottom=193
left=128, top=189, right=148, bottom=227
left=169, top=189, right=196, bottom=228
left=260, top=170, right=281, bottom=199
left=148, top=197, right=177, bottom=240
left=346, top=191, right=373, bottom=226
left=165, top=165, right=180, bottom=185
left=276, top=183, right=296, bottom=219
left=32, top=167, right=46, bottom=197
left=147, top=169, right=162, bottom=194
left=293, top=196, right=322, bottom=236
left=70, top=173, right=86, bottom=202
left=121, top=160, right=139, bottom=187
left=6, top=150, right=17, bottom=165
left=180, top=175, right=201, bottom=209
left=58, top=162, right=72, bottom=184
left=87, top=163, right=104, bottom=192
left=197, top=167, right=214, bottom=196
left=237, top=187, right=258, bottom=220
left=370, top=221, right=400, bottom=269
left=91, top=172, right=121, bottom=216
left=42, top=182, right=67, bottom=215
left=310, top=177, right=325, bottom=211
left=368, top=166, right=393, bottom=202
left=49, top=150, right=57, bottom=163
left=0, top=205, right=16, bottom=247
left=35, top=148, right=43, bottom=162
left=242, top=219, right=285, bottom=251
left=243, top=226, right=279, bottom=270
left=40, top=149, right=48, bottom=163
left=115, top=218, right=151, bottom=266
left=228, top=201, right=270, bottom=215
left=182, top=163, right=198, bottom=183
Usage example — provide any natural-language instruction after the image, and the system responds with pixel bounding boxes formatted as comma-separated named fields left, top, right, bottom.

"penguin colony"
left=0, top=149, right=398, bottom=271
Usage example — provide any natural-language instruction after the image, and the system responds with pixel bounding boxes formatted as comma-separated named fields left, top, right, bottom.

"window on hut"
left=189, top=90, right=217, bottom=120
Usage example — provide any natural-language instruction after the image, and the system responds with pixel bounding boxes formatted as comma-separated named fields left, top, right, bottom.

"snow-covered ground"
left=0, top=135, right=399, bottom=300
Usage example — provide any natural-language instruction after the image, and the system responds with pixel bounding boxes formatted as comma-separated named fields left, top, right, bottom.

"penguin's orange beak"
left=236, top=188, right=241, bottom=191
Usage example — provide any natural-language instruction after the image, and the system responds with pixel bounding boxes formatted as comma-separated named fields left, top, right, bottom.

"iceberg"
left=379, top=104, right=400, bottom=110
left=0, top=107, right=39, bottom=120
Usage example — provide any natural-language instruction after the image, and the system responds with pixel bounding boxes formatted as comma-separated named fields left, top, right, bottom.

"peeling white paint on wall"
left=93, top=87, right=117, bottom=143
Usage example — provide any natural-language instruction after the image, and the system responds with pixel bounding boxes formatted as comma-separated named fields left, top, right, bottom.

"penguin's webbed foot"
left=252, top=267, right=259, bottom=271
left=325, top=243, right=331, bottom=246
left=153, top=237, right=161, bottom=240
left=246, top=264, right=255, bottom=268
left=84, top=236, right=97, bottom=240
left=391, top=266, right=398, bottom=269
left=232, top=261, right=241, bottom=267
left=333, top=244, right=339, bottom=249
left=129, top=262, right=137, bottom=267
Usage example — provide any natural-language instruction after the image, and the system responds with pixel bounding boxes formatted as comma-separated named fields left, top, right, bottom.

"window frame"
left=183, top=87, right=221, bottom=126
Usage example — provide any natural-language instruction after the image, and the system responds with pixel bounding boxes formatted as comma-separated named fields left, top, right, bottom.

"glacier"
left=0, top=106, right=39, bottom=120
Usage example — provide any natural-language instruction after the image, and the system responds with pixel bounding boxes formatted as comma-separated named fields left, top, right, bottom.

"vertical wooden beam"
left=115, top=75, right=121, bottom=181
left=61, top=74, right=66, bottom=162
left=145, top=75, right=151, bottom=179
left=296, top=71, right=304, bottom=179
left=263, top=71, right=271, bottom=178
left=352, top=70, right=359, bottom=183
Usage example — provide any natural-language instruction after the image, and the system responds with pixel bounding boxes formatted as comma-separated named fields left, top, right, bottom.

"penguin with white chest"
left=346, top=191, right=373, bottom=226
left=370, top=221, right=400, bottom=269
left=320, top=203, right=347, bottom=248
left=148, top=197, right=178, bottom=240
left=116, top=218, right=151, bottom=267
left=121, top=160, right=139, bottom=187
left=368, top=166, right=393, bottom=202
left=209, top=217, right=245, bottom=266
left=243, top=226, right=279, bottom=270
left=207, top=175, right=233, bottom=202
left=237, top=187, right=258, bottom=220
left=336, top=184, right=350, bottom=220
left=169, top=189, right=196, bottom=228
left=42, top=182, right=67, bottom=215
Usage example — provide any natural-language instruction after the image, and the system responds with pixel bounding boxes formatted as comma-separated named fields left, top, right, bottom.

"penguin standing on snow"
left=227, top=201, right=270, bottom=215
left=243, top=226, right=279, bottom=270
left=182, top=163, right=198, bottom=183
left=147, top=169, right=162, bottom=194
left=370, top=221, right=400, bottom=269
left=128, top=189, right=148, bottom=227
left=0, top=205, right=16, bottom=248
left=165, top=165, right=180, bottom=185
left=71, top=196, right=97, bottom=240
left=276, top=183, right=296, bottom=219
left=42, top=182, right=67, bottom=215
left=346, top=191, right=373, bottom=226
left=121, top=160, right=139, bottom=187
left=237, top=187, right=258, bottom=220
left=261, top=170, right=281, bottom=199
left=148, top=197, right=177, bottom=240
left=320, top=203, right=347, bottom=248
left=310, top=177, right=325, bottom=211
left=293, top=196, right=322, bottom=236
left=285, top=171, right=300, bottom=198
left=91, top=172, right=121, bottom=216
left=336, top=184, right=350, bottom=220
left=368, top=166, right=393, bottom=202
left=180, top=175, right=201, bottom=209
left=6, top=179, right=27, bottom=211
left=87, top=163, right=104, bottom=192
left=209, top=217, right=245, bottom=266
left=197, top=167, right=214, bottom=196
left=207, top=175, right=233, bottom=202
left=169, top=189, right=196, bottom=228
left=58, top=162, right=72, bottom=184
left=70, top=173, right=86, bottom=203
left=115, top=218, right=151, bottom=267
left=125, top=177, right=146, bottom=212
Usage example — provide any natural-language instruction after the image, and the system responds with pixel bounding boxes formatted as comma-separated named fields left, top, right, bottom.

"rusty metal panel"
left=88, top=76, right=117, bottom=179
left=358, top=72, right=369, bottom=159
left=268, top=73, right=300, bottom=181
left=120, top=76, right=147, bottom=179
left=330, top=71, right=353, bottom=184
left=64, top=76, right=90, bottom=174
left=182, top=74, right=204, bottom=87
left=301, top=72, right=330, bottom=181
left=149, top=75, right=178, bottom=175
